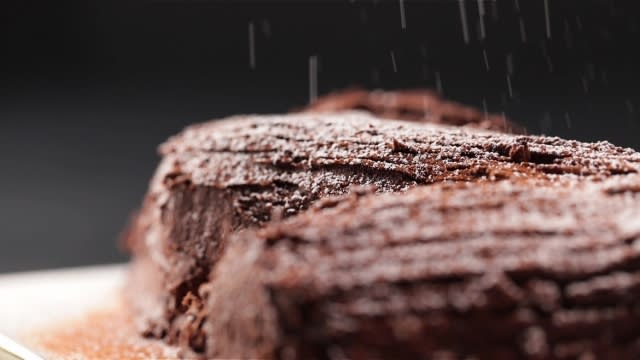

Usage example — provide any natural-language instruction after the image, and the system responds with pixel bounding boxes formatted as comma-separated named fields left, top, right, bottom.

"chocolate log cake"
left=124, top=110, right=640, bottom=356
left=303, top=88, right=524, bottom=134
left=201, top=175, right=640, bottom=359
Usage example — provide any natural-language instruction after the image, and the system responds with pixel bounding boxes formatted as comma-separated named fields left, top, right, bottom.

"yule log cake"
left=203, top=175, right=640, bottom=359
left=123, top=109, right=640, bottom=359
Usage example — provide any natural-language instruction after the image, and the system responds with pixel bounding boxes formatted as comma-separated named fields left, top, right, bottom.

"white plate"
left=0, top=264, right=183, bottom=359
left=0, top=264, right=126, bottom=338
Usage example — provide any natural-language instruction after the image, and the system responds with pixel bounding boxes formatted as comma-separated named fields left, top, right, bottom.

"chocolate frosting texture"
left=203, top=175, right=640, bottom=359
left=123, top=111, right=640, bottom=358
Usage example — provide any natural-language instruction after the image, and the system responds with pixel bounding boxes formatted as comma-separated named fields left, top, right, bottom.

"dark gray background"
left=1, top=0, right=639, bottom=272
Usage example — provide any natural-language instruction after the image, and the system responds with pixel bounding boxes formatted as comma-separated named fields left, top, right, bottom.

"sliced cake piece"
left=201, top=175, right=640, bottom=359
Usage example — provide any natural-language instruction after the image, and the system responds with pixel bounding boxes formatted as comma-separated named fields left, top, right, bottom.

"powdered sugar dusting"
left=161, top=111, right=640, bottom=191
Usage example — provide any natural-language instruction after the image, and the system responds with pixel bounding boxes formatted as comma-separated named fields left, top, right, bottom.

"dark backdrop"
left=1, top=0, right=639, bottom=272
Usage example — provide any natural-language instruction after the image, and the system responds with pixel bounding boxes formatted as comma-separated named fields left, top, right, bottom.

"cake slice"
left=124, top=110, right=640, bottom=354
left=201, top=175, right=640, bottom=359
